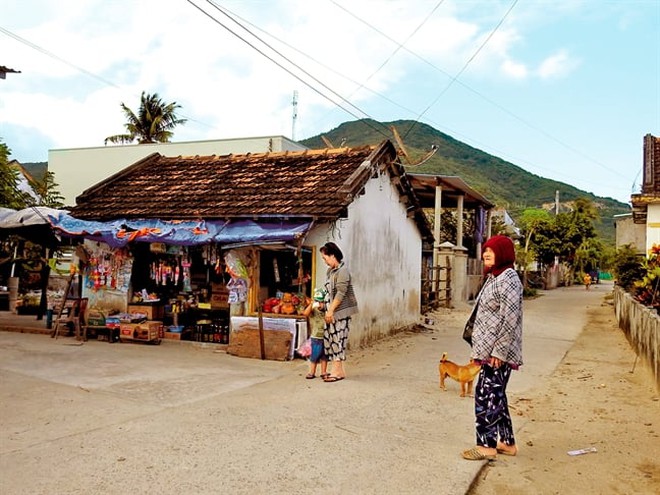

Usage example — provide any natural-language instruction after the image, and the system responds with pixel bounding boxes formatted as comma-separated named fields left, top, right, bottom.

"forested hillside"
left=300, top=119, right=631, bottom=246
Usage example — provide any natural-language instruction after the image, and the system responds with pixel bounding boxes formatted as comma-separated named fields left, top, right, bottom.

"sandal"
left=496, top=443, right=518, bottom=456
left=461, top=447, right=496, bottom=461
left=320, top=373, right=330, bottom=379
left=305, top=373, right=316, bottom=379
left=323, top=376, right=345, bottom=382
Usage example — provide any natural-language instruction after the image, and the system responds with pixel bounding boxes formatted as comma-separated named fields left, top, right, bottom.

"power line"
left=403, top=0, right=519, bottom=138
left=0, top=25, right=120, bottom=89
left=0, top=25, right=216, bottom=132
left=193, top=0, right=391, bottom=140
left=329, top=0, right=630, bottom=182
left=350, top=1, right=446, bottom=99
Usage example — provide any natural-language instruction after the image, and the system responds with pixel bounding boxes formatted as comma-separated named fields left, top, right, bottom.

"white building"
left=48, top=136, right=306, bottom=207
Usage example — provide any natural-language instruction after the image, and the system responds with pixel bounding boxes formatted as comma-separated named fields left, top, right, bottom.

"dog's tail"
left=440, top=352, right=447, bottom=362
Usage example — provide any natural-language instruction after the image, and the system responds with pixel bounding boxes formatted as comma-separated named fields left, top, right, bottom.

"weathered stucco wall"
left=613, top=286, right=660, bottom=391
left=306, top=171, right=422, bottom=348
left=613, top=214, right=645, bottom=254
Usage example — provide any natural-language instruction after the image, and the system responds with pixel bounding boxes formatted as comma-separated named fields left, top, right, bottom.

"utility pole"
left=291, top=90, right=298, bottom=141
left=555, top=190, right=559, bottom=215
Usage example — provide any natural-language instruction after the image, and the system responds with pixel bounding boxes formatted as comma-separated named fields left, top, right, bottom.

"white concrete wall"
left=645, top=204, right=660, bottom=255
left=49, top=136, right=307, bottom=207
left=305, top=170, right=422, bottom=348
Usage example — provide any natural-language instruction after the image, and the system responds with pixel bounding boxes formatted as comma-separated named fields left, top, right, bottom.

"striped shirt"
left=326, top=262, right=359, bottom=321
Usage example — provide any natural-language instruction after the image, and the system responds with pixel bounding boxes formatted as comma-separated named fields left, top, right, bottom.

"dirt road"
left=469, top=290, right=660, bottom=495
left=0, top=282, right=658, bottom=494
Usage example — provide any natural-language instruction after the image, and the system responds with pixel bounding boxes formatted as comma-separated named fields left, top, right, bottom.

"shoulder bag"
left=463, top=300, right=479, bottom=346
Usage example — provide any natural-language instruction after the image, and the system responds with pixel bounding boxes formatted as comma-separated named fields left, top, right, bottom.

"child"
left=303, top=288, right=328, bottom=379
left=583, top=272, right=592, bottom=290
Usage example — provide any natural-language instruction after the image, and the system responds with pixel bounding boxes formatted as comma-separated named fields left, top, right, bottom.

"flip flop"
left=305, top=373, right=316, bottom=379
left=320, top=373, right=330, bottom=379
left=323, top=376, right=344, bottom=382
left=461, top=447, right=496, bottom=461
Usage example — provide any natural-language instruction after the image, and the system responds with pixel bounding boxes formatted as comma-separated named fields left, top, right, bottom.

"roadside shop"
left=54, top=216, right=316, bottom=357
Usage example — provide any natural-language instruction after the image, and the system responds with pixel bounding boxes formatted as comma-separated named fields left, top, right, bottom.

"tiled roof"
left=70, top=140, right=430, bottom=239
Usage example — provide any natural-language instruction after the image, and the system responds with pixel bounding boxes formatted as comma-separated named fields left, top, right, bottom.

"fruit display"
left=261, top=292, right=306, bottom=314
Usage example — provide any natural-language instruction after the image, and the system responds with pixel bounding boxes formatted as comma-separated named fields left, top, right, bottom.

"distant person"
left=590, top=270, right=599, bottom=285
left=583, top=273, right=592, bottom=290
left=462, top=235, right=523, bottom=461
left=302, top=288, right=328, bottom=380
left=319, top=242, right=358, bottom=383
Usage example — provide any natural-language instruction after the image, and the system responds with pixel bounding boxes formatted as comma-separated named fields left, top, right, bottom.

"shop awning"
left=0, top=207, right=68, bottom=247
left=49, top=214, right=313, bottom=248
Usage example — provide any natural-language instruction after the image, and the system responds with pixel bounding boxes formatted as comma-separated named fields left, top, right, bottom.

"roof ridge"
left=163, top=145, right=375, bottom=162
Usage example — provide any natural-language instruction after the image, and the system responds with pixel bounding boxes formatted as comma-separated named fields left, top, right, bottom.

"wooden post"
left=257, top=306, right=265, bottom=360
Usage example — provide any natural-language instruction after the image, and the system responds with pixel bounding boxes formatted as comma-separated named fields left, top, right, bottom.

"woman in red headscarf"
left=462, top=235, right=523, bottom=461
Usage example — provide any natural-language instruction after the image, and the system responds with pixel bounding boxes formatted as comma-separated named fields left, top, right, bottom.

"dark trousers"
left=474, top=363, right=515, bottom=448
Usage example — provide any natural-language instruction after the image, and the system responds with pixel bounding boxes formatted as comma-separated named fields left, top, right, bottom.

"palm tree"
left=104, top=92, right=187, bottom=145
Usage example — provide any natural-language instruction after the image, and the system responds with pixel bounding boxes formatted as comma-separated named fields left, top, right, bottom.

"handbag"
left=463, top=301, right=479, bottom=346
left=463, top=313, right=475, bottom=346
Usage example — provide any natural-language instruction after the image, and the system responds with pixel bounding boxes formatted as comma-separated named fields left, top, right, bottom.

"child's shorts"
left=310, top=337, right=325, bottom=363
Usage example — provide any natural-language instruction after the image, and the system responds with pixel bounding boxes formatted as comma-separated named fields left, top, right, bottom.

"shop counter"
left=229, top=315, right=307, bottom=360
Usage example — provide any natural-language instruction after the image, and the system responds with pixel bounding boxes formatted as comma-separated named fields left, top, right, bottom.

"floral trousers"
left=474, top=363, right=515, bottom=448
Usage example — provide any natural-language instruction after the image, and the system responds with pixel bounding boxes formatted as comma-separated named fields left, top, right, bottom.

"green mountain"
left=300, top=119, right=631, bottom=246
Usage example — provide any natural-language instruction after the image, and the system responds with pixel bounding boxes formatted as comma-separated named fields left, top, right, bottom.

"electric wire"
left=196, top=0, right=392, bottom=140
left=0, top=3, right=642, bottom=194
left=403, top=0, right=519, bottom=138
left=330, top=0, right=630, bottom=182
left=0, top=25, right=120, bottom=89
left=346, top=0, right=446, bottom=102
left=0, top=25, right=217, bottom=132
left=213, top=0, right=602, bottom=181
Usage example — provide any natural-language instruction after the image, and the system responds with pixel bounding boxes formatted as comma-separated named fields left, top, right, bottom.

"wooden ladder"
left=51, top=273, right=75, bottom=339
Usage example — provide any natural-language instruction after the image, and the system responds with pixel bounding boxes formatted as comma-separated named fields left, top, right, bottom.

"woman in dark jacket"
left=462, top=235, right=523, bottom=461
left=319, top=242, right=358, bottom=382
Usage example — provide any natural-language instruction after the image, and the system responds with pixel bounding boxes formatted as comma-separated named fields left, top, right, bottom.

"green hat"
left=313, top=287, right=327, bottom=302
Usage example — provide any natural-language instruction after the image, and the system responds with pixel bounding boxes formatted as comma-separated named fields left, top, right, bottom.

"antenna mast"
left=291, top=90, right=298, bottom=141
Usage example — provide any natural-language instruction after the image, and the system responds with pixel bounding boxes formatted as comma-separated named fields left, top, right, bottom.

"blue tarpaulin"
left=49, top=214, right=313, bottom=248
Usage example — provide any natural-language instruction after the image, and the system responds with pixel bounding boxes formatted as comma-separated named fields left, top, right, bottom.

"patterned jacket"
left=469, top=267, right=523, bottom=366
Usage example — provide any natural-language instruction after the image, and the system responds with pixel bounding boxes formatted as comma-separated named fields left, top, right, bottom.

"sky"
left=0, top=0, right=658, bottom=205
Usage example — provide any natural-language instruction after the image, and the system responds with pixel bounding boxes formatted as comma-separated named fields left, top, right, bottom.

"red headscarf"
left=483, top=235, right=516, bottom=276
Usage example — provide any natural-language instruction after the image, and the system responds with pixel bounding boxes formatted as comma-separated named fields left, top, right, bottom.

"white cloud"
left=501, top=59, right=528, bottom=79
left=536, top=50, right=580, bottom=79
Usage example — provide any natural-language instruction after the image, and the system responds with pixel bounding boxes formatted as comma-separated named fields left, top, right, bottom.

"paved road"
left=0, top=283, right=609, bottom=495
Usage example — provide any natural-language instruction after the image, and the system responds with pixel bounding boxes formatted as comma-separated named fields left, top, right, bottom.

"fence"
left=421, top=261, right=451, bottom=312
left=613, top=286, right=660, bottom=391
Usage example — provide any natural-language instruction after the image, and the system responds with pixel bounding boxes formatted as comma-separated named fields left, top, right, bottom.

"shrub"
left=613, top=244, right=646, bottom=291
left=523, top=287, right=538, bottom=298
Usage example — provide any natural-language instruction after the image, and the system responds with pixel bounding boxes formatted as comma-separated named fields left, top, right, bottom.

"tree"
left=104, top=91, right=187, bottom=145
left=531, top=198, right=600, bottom=285
left=0, top=139, right=30, bottom=209
left=517, top=208, right=552, bottom=288
left=613, top=244, right=645, bottom=290
left=30, top=170, right=65, bottom=208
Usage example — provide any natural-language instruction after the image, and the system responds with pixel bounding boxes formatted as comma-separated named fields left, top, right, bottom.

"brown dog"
left=438, top=352, right=481, bottom=397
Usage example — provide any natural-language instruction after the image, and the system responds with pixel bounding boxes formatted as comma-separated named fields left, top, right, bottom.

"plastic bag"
left=297, top=337, right=312, bottom=358
left=224, top=250, right=249, bottom=279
